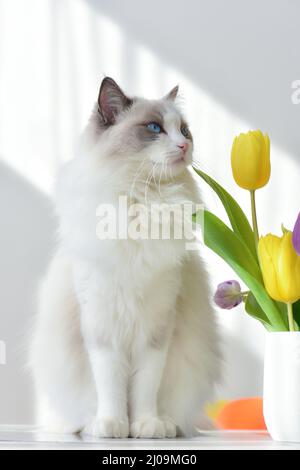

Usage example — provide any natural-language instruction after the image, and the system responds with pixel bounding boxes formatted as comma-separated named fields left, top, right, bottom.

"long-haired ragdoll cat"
left=29, top=77, right=220, bottom=438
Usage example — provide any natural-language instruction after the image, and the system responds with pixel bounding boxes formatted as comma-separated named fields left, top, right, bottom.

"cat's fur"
left=29, top=78, right=220, bottom=438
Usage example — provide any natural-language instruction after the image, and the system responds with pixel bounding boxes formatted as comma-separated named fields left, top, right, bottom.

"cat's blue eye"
left=147, top=122, right=162, bottom=133
left=181, top=126, right=190, bottom=138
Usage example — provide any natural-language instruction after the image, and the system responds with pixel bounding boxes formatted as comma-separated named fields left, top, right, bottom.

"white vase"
left=264, top=332, right=300, bottom=442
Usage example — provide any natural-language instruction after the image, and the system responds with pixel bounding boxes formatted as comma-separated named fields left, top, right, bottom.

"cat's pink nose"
left=178, top=142, right=188, bottom=153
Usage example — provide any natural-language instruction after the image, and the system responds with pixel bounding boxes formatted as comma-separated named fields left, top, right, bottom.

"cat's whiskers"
left=191, top=156, right=203, bottom=171
left=158, top=161, right=165, bottom=199
left=164, top=155, right=175, bottom=183
left=164, top=157, right=170, bottom=181
left=164, top=160, right=168, bottom=183
left=151, top=162, right=163, bottom=199
left=144, top=177, right=152, bottom=206
left=129, top=158, right=148, bottom=204
left=151, top=162, right=159, bottom=189
left=144, top=166, right=155, bottom=206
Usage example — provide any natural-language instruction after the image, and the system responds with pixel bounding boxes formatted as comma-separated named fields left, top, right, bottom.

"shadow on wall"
left=0, top=161, right=56, bottom=424
left=220, top=331, right=263, bottom=399
left=85, top=0, right=300, bottom=161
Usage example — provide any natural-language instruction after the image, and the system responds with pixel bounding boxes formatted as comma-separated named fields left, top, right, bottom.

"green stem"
left=241, top=290, right=250, bottom=301
left=287, top=302, right=295, bottom=332
left=250, top=190, right=259, bottom=254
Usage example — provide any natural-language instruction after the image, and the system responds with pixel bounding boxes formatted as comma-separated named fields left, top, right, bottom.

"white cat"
left=29, top=78, right=220, bottom=438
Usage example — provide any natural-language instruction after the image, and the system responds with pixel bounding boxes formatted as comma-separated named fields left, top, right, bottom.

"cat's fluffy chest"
left=57, top=160, right=197, bottom=267
left=57, top=157, right=198, bottom=343
left=72, top=237, right=183, bottom=352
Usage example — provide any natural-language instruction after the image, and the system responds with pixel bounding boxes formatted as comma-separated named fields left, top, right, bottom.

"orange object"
left=216, top=397, right=267, bottom=430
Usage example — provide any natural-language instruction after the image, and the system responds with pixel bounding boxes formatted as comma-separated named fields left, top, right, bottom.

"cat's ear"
left=165, top=85, right=179, bottom=101
left=98, top=77, right=133, bottom=125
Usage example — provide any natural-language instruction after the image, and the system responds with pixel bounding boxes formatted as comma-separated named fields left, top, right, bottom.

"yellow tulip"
left=231, top=130, right=271, bottom=190
left=258, top=231, right=300, bottom=303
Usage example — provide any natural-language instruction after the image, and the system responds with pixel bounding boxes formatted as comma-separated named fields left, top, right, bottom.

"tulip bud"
left=292, top=212, right=300, bottom=256
left=214, top=280, right=243, bottom=309
left=231, top=130, right=271, bottom=190
left=258, top=231, right=300, bottom=303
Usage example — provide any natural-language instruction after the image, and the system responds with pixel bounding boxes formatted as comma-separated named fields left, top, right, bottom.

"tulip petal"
left=258, top=134, right=271, bottom=188
left=259, top=231, right=300, bottom=304
left=277, top=232, right=296, bottom=302
left=214, top=280, right=243, bottom=309
left=258, top=235, right=282, bottom=301
left=292, top=212, right=300, bottom=255
left=231, top=130, right=271, bottom=190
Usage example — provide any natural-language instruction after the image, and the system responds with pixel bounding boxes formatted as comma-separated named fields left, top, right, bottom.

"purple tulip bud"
left=214, top=280, right=243, bottom=310
left=292, top=213, right=300, bottom=256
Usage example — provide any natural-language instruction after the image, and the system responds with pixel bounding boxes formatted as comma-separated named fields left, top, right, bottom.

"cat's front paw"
left=130, top=415, right=177, bottom=439
left=82, top=416, right=129, bottom=438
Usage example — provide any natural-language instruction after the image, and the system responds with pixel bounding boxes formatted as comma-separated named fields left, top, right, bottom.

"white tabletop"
left=0, top=425, right=298, bottom=449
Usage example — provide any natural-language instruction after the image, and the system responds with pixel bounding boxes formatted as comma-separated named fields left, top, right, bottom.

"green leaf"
left=201, top=210, right=261, bottom=281
left=290, top=300, right=300, bottom=331
left=193, top=167, right=257, bottom=260
left=200, top=210, right=288, bottom=331
left=244, top=292, right=276, bottom=331
left=271, top=301, right=299, bottom=331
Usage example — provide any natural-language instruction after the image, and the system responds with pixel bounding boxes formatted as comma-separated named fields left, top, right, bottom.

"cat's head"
left=89, top=77, right=193, bottom=180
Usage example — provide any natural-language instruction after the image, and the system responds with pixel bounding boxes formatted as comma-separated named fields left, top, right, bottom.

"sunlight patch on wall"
left=0, top=0, right=298, bottom=240
left=0, top=0, right=245, bottom=196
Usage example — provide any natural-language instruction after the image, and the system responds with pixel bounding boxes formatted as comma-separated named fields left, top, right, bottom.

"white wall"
left=0, top=0, right=299, bottom=423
